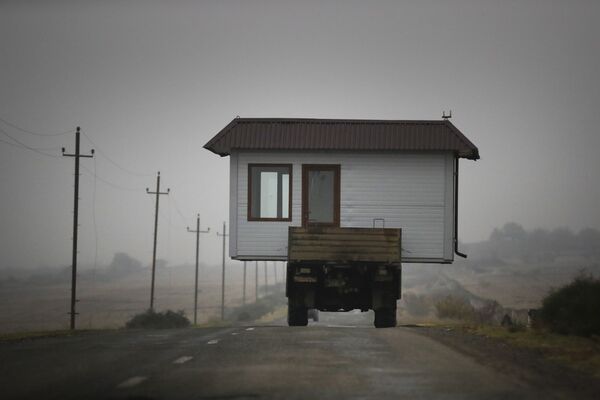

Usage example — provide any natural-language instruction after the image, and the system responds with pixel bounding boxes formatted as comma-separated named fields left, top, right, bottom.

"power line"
left=0, top=115, right=74, bottom=136
left=80, top=164, right=145, bottom=192
left=170, top=195, right=189, bottom=225
left=80, top=131, right=153, bottom=177
left=0, top=137, right=58, bottom=151
left=0, top=137, right=24, bottom=148
left=0, top=127, right=60, bottom=158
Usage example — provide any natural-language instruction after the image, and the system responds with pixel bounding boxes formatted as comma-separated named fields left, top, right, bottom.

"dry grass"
left=462, top=324, right=600, bottom=378
left=0, top=265, right=269, bottom=333
left=255, top=305, right=287, bottom=324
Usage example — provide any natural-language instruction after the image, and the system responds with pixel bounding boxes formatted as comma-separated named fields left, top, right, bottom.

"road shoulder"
left=412, top=325, right=600, bottom=400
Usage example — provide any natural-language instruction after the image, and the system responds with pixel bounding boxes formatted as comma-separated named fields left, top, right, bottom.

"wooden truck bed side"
left=288, top=226, right=402, bottom=264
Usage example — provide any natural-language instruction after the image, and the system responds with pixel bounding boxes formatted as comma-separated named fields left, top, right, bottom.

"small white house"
left=204, top=118, right=479, bottom=264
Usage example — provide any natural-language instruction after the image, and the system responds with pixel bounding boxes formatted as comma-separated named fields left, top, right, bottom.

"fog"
left=1, top=0, right=600, bottom=271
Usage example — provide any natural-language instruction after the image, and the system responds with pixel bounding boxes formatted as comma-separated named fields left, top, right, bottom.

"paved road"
left=1, top=312, right=551, bottom=400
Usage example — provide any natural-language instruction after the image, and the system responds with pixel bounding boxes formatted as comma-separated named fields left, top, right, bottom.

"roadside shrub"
left=473, top=300, right=501, bottom=325
left=435, top=295, right=474, bottom=321
left=539, top=275, right=600, bottom=336
left=125, top=309, right=191, bottom=329
left=229, top=290, right=286, bottom=322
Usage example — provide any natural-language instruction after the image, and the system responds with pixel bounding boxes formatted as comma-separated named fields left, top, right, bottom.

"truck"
left=286, top=226, right=402, bottom=327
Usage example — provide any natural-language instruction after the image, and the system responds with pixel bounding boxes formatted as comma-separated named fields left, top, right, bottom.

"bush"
left=125, top=309, right=191, bottom=329
left=473, top=300, right=501, bottom=325
left=539, top=275, right=600, bottom=336
left=435, top=295, right=475, bottom=321
left=229, top=291, right=286, bottom=322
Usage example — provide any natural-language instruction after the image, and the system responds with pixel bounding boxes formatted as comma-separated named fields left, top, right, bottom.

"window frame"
left=301, top=164, right=341, bottom=227
left=247, top=163, right=293, bottom=222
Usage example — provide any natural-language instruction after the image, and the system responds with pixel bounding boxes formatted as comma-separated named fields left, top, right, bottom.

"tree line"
left=465, top=223, right=600, bottom=262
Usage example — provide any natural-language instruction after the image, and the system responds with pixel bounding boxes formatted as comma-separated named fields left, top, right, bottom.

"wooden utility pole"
left=146, top=172, right=169, bottom=311
left=187, top=214, right=210, bottom=324
left=62, top=127, right=94, bottom=330
left=217, top=222, right=228, bottom=320
left=243, top=261, right=247, bottom=305
left=255, top=261, right=259, bottom=302
left=264, top=261, right=268, bottom=294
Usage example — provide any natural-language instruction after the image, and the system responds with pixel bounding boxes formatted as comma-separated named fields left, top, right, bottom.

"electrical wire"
left=81, top=164, right=145, bottom=192
left=0, top=115, right=75, bottom=136
left=0, top=137, right=24, bottom=148
left=170, top=195, right=190, bottom=225
left=0, top=127, right=60, bottom=158
left=80, top=130, right=154, bottom=177
left=0, top=137, right=59, bottom=151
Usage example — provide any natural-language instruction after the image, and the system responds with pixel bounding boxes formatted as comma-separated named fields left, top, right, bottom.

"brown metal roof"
left=204, top=118, right=479, bottom=160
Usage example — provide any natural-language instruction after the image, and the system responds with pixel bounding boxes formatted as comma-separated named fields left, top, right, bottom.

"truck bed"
left=288, top=226, right=402, bottom=264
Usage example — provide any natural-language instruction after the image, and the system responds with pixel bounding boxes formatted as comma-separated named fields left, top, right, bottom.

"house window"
left=248, top=164, right=292, bottom=221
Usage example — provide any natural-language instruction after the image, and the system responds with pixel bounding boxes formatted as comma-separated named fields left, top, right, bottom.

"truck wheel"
left=288, top=303, right=308, bottom=326
left=374, top=308, right=397, bottom=328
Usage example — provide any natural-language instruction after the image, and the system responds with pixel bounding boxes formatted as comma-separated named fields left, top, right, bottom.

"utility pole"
left=255, top=261, right=258, bottom=302
left=264, top=261, right=268, bottom=294
left=217, top=222, right=228, bottom=320
left=242, top=261, right=247, bottom=305
left=187, top=214, right=210, bottom=325
left=62, top=127, right=94, bottom=331
left=146, top=172, right=169, bottom=311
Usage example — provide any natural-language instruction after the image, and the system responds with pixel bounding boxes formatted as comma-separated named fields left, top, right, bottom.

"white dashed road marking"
left=173, top=356, right=193, bottom=364
left=117, top=376, right=147, bottom=389
left=231, top=332, right=239, bottom=336
left=207, top=339, right=219, bottom=345
left=326, top=325, right=357, bottom=328
left=245, top=327, right=255, bottom=331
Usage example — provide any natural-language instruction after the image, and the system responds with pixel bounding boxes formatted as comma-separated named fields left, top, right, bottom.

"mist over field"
left=1, top=222, right=598, bottom=333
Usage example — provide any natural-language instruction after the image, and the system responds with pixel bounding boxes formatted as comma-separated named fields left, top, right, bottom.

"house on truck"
left=204, top=117, right=479, bottom=327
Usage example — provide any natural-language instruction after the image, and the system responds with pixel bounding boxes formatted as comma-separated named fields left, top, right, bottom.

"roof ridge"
left=236, top=118, right=447, bottom=125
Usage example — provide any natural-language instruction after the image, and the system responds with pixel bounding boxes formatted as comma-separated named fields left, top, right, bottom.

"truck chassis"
left=286, top=227, right=402, bottom=328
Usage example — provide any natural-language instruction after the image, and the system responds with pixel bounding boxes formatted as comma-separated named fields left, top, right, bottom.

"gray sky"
left=1, top=0, right=599, bottom=269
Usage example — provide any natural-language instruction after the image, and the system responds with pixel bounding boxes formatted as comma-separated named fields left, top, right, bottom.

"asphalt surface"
left=1, top=312, right=551, bottom=400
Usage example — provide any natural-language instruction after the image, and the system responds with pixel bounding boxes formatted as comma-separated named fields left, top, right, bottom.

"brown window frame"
left=302, top=164, right=341, bottom=227
left=247, top=163, right=293, bottom=222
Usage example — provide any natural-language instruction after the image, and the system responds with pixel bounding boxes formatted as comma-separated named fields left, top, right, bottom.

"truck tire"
left=288, top=304, right=308, bottom=326
left=374, top=308, right=397, bottom=328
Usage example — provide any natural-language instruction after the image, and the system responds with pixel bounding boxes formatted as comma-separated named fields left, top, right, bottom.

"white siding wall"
left=230, top=150, right=455, bottom=263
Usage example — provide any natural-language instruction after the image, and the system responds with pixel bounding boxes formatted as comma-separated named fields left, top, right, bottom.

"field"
left=2, top=252, right=599, bottom=334
left=0, top=262, right=284, bottom=333
left=398, top=256, right=600, bottom=324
